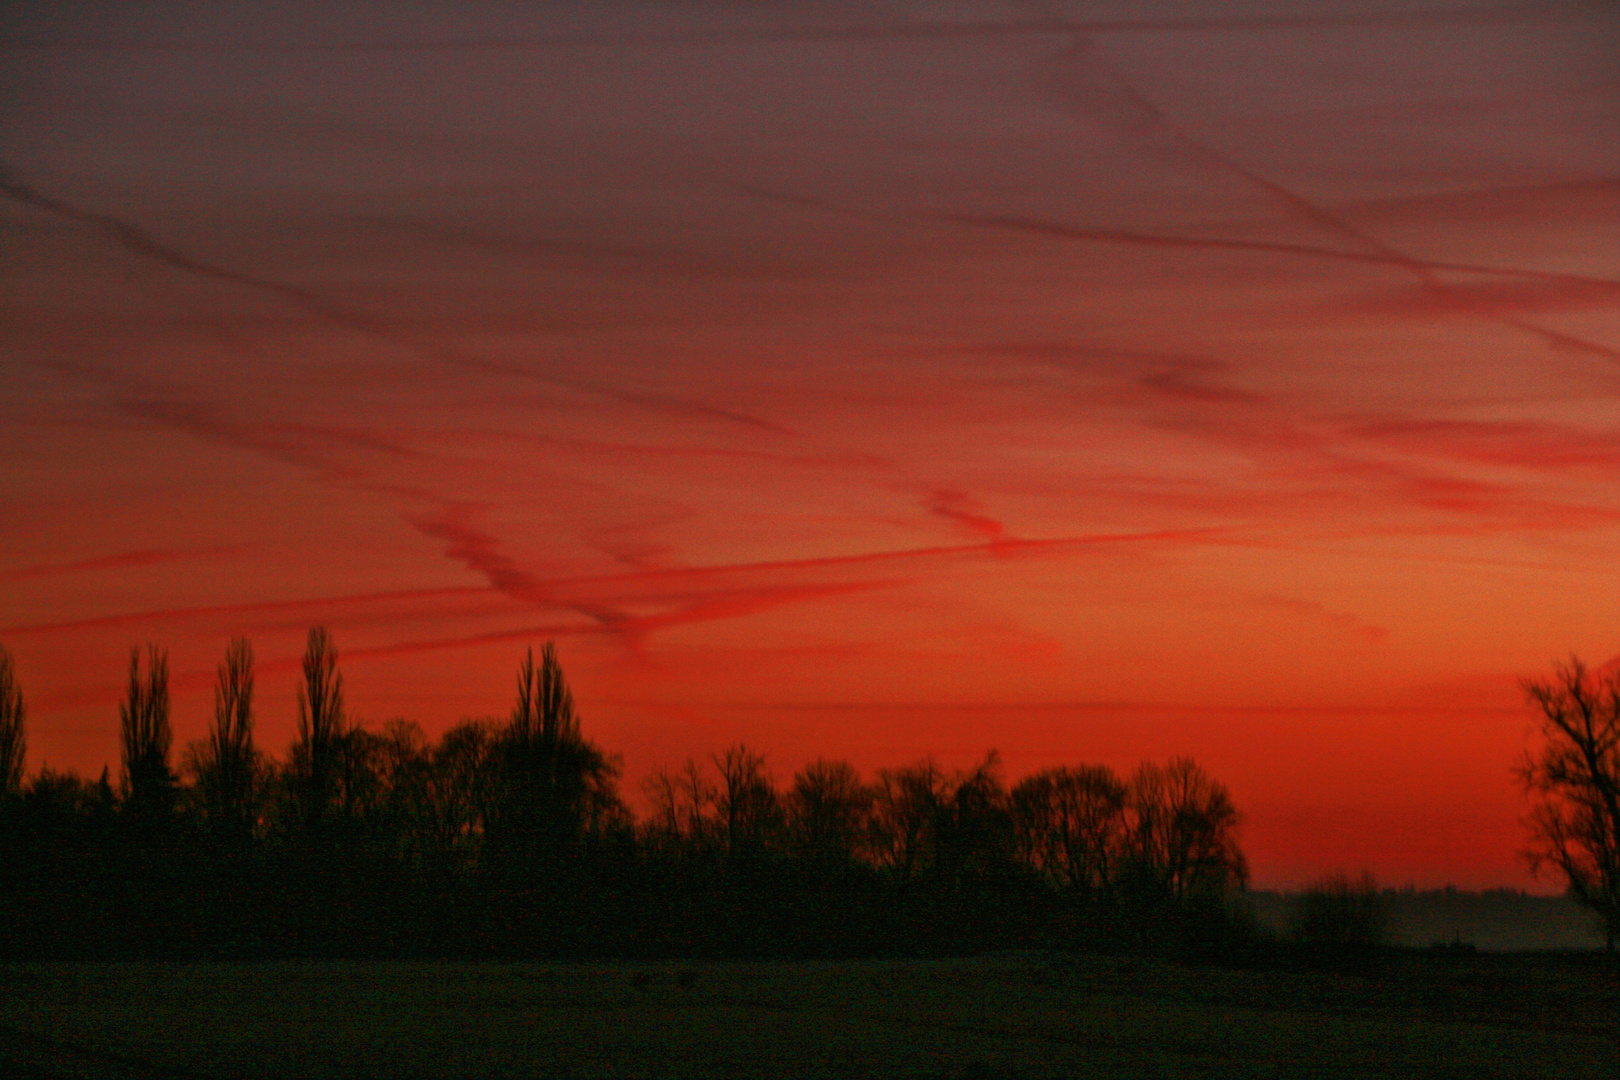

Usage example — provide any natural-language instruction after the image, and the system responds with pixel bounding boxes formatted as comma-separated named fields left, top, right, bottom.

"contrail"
left=0, top=587, right=489, bottom=638
left=1024, top=34, right=1620, bottom=365
left=0, top=166, right=793, bottom=433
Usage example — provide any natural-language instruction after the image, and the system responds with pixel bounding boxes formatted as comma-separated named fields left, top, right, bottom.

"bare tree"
left=422, top=719, right=499, bottom=872
left=1521, top=656, right=1620, bottom=951
left=362, top=719, right=435, bottom=865
left=0, top=646, right=24, bottom=798
left=1011, top=765, right=1127, bottom=895
left=787, top=759, right=872, bottom=872
left=871, top=759, right=947, bottom=883
left=675, top=758, right=717, bottom=845
left=186, top=637, right=259, bottom=840
left=713, top=744, right=781, bottom=863
left=290, top=626, right=345, bottom=827
left=1122, top=757, right=1246, bottom=905
left=642, top=758, right=718, bottom=856
left=643, top=767, right=684, bottom=847
left=119, top=645, right=176, bottom=815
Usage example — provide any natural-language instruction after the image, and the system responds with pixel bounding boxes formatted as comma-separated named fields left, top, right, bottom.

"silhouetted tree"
left=351, top=717, right=505, bottom=875
left=713, top=744, right=782, bottom=866
left=289, top=626, right=345, bottom=829
left=934, top=753, right=1015, bottom=888
left=326, top=718, right=434, bottom=866
left=868, top=756, right=1020, bottom=891
left=487, top=643, right=624, bottom=878
left=1521, top=656, right=1620, bottom=951
left=0, top=645, right=24, bottom=798
left=871, top=759, right=947, bottom=883
left=0, top=626, right=1267, bottom=960
left=185, top=637, right=260, bottom=842
left=119, top=645, right=176, bottom=817
left=643, top=758, right=718, bottom=858
left=643, top=767, right=683, bottom=849
left=1011, top=764, right=1126, bottom=895
left=787, top=759, right=872, bottom=873
left=421, top=719, right=499, bottom=873
left=1121, top=757, right=1246, bottom=905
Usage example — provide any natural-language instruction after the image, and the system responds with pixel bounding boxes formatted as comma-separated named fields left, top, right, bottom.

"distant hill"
left=1248, top=888, right=1607, bottom=952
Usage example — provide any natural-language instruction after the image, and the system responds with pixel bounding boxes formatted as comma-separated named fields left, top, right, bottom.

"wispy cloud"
left=0, top=587, right=491, bottom=639
left=0, top=545, right=244, bottom=583
left=1250, top=594, right=1390, bottom=642
left=1, top=169, right=797, bottom=435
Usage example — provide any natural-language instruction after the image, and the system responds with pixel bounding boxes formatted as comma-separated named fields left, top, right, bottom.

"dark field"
left=1, top=952, right=1615, bottom=1079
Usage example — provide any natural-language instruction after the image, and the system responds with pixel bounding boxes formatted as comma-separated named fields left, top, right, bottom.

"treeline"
left=0, top=634, right=1249, bottom=959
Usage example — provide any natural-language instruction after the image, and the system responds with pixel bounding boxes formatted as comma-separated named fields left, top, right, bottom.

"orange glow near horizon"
left=2, top=1, right=1618, bottom=890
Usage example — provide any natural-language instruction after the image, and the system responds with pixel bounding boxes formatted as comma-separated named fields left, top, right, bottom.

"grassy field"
left=1, top=951, right=1615, bottom=1078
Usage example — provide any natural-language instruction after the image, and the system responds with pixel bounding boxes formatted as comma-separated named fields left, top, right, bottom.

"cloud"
left=0, top=2, right=1588, bottom=53
left=404, top=498, right=1226, bottom=648
left=403, top=502, right=635, bottom=631
left=1021, top=34, right=1620, bottom=366
left=0, top=165, right=383, bottom=333
left=1297, top=276, right=1620, bottom=324
left=2, top=170, right=797, bottom=435
left=0, top=545, right=244, bottom=583
left=122, top=399, right=426, bottom=479
left=925, top=490, right=1006, bottom=543
left=1351, top=419, right=1620, bottom=473
left=0, top=587, right=491, bottom=639
left=1249, top=594, right=1390, bottom=642
left=364, top=214, right=833, bottom=285
left=927, top=211, right=1620, bottom=300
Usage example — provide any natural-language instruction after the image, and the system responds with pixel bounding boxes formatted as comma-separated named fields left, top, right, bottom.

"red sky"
left=2, top=0, right=1617, bottom=889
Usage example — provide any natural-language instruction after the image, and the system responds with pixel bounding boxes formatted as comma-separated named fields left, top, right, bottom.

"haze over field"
left=2, top=0, right=1617, bottom=889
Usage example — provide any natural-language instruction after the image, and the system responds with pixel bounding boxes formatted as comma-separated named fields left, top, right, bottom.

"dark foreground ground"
left=0, top=951, right=1615, bottom=1079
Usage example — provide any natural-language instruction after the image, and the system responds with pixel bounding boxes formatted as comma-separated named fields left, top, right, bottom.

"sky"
left=1, top=0, right=1617, bottom=889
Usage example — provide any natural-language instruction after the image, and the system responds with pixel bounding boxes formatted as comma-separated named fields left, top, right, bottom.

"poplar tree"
left=489, top=642, right=621, bottom=876
left=119, top=645, right=176, bottom=816
left=190, top=637, right=259, bottom=840
left=292, top=626, right=345, bottom=828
